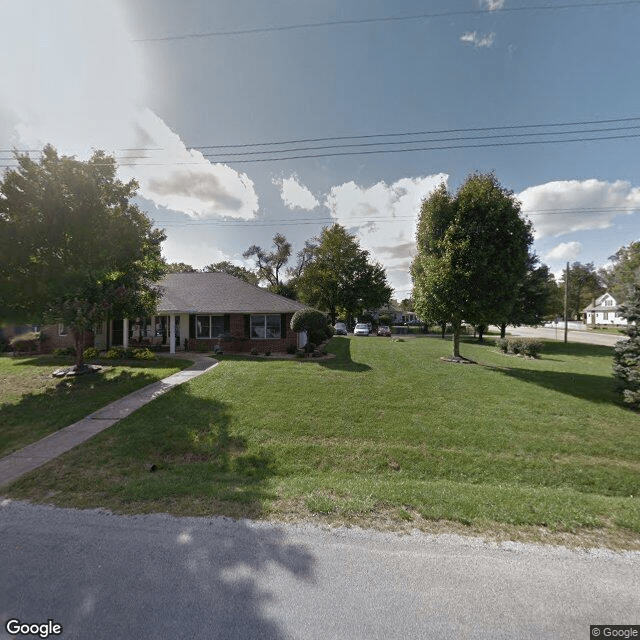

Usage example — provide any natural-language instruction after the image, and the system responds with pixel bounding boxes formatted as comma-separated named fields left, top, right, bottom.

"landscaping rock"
left=52, top=364, right=103, bottom=378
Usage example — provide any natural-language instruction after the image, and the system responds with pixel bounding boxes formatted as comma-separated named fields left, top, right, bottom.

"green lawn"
left=3, top=337, right=639, bottom=548
left=0, top=354, right=191, bottom=456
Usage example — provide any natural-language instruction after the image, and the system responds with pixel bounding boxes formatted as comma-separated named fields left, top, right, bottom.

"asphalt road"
left=1, top=501, right=638, bottom=640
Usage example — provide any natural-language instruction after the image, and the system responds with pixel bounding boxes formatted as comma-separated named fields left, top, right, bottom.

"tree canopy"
left=243, top=233, right=291, bottom=287
left=0, top=145, right=166, bottom=366
left=600, top=241, right=640, bottom=302
left=203, top=260, right=259, bottom=285
left=559, top=262, right=605, bottom=320
left=411, top=173, right=533, bottom=358
left=297, top=224, right=392, bottom=323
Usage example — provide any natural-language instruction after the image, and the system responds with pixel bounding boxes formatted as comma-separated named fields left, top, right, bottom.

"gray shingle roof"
left=156, top=273, right=308, bottom=314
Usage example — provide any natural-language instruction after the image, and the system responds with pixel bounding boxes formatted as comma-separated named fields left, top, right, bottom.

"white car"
left=353, top=323, right=370, bottom=336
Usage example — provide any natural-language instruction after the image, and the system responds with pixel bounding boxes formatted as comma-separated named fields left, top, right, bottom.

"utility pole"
left=564, top=261, right=569, bottom=344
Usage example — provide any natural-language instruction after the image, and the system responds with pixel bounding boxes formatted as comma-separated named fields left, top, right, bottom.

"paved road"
left=1, top=501, right=638, bottom=640
left=507, top=325, right=625, bottom=347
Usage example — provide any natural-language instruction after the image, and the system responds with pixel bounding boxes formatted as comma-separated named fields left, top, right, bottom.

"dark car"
left=334, top=322, right=348, bottom=335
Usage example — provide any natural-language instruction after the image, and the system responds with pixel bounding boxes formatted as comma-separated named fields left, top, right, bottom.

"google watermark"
left=591, top=627, right=640, bottom=639
left=5, top=619, right=63, bottom=639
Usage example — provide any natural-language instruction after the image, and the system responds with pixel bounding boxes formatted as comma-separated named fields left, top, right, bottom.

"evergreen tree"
left=613, top=285, right=640, bottom=409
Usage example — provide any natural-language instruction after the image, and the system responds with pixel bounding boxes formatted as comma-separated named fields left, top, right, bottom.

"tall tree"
left=412, top=174, right=533, bottom=359
left=599, top=241, right=640, bottom=301
left=243, top=233, right=291, bottom=287
left=560, top=262, right=605, bottom=320
left=0, top=145, right=166, bottom=369
left=203, top=260, right=259, bottom=285
left=164, top=262, right=197, bottom=273
left=297, top=224, right=392, bottom=323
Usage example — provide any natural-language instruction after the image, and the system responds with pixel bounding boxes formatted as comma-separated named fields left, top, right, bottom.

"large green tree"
left=0, top=145, right=166, bottom=368
left=297, top=224, right=392, bottom=323
left=613, top=285, right=640, bottom=409
left=203, top=260, right=259, bottom=285
left=412, top=173, right=533, bottom=359
left=560, top=262, right=605, bottom=320
left=600, top=240, right=640, bottom=301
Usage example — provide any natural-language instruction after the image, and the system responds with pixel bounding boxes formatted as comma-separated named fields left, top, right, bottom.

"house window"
left=251, top=314, right=281, bottom=340
left=603, top=312, right=609, bottom=320
left=58, top=323, right=67, bottom=336
left=196, top=315, right=225, bottom=339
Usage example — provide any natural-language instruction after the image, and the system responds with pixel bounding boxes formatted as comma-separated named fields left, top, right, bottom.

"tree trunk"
left=73, top=327, right=85, bottom=369
left=477, top=325, right=485, bottom=342
left=441, top=322, right=446, bottom=339
left=500, top=322, right=507, bottom=339
left=452, top=321, right=461, bottom=358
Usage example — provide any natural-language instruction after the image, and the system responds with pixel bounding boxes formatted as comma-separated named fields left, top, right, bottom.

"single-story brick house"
left=94, top=272, right=308, bottom=354
left=582, top=292, right=628, bottom=326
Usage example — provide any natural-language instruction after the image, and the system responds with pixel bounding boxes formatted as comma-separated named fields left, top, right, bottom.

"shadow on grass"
left=487, top=365, right=620, bottom=405
left=319, top=336, right=371, bottom=372
left=0, top=369, right=166, bottom=457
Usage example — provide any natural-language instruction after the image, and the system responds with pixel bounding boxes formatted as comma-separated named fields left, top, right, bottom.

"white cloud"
left=517, top=179, right=640, bottom=239
left=0, top=0, right=258, bottom=221
left=460, top=31, right=495, bottom=48
left=273, top=174, right=319, bottom=210
left=544, top=241, right=582, bottom=262
left=325, top=174, right=448, bottom=297
left=481, top=0, right=506, bottom=11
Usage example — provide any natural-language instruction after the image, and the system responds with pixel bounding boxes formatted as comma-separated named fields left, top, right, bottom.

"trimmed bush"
left=82, top=346, right=100, bottom=360
left=291, top=308, right=331, bottom=346
left=53, top=346, right=75, bottom=356
left=133, top=348, right=156, bottom=360
left=10, top=332, right=41, bottom=353
left=496, top=337, right=543, bottom=358
left=104, top=347, right=125, bottom=360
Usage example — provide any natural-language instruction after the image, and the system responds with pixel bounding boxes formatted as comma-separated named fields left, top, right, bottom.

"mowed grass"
left=0, top=354, right=191, bottom=456
left=4, top=337, right=640, bottom=548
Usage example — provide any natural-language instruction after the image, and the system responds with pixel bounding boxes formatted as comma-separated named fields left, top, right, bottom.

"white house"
left=582, top=293, right=627, bottom=326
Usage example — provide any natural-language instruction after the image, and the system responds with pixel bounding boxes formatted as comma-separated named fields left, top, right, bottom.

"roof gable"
left=156, top=273, right=308, bottom=314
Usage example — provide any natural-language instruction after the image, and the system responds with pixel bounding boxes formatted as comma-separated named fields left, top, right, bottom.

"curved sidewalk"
left=0, top=354, right=218, bottom=488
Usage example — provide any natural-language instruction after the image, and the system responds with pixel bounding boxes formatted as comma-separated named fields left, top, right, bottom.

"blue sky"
left=1, top=0, right=639, bottom=298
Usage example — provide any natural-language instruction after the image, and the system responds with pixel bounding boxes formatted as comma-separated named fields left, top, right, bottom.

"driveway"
left=1, top=501, right=638, bottom=640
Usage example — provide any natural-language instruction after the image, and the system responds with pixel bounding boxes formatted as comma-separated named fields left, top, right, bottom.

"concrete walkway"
left=0, top=354, right=218, bottom=488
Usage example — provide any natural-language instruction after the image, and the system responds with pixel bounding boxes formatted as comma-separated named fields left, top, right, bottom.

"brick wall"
left=187, top=313, right=299, bottom=353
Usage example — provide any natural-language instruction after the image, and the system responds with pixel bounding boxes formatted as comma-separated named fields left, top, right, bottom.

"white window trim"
left=58, top=323, right=67, bottom=336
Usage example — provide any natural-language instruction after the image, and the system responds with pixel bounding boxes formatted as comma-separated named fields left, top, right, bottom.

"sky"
left=1, top=0, right=639, bottom=300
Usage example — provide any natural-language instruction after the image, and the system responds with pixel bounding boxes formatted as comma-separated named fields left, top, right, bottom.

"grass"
left=3, top=337, right=640, bottom=549
left=0, top=354, right=191, bottom=456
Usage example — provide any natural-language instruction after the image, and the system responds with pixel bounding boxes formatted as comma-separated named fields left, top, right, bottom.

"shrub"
left=104, top=347, right=124, bottom=359
left=133, top=348, right=156, bottom=360
left=497, top=337, right=543, bottom=358
left=196, top=343, right=209, bottom=353
left=83, top=346, right=100, bottom=360
left=10, top=331, right=41, bottom=353
left=52, top=346, right=75, bottom=356
left=286, top=344, right=297, bottom=355
left=264, top=350, right=271, bottom=357
left=250, top=348, right=259, bottom=356
left=290, top=308, right=331, bottom=346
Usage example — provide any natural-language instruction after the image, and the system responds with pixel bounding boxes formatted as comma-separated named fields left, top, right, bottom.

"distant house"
left=582, top=293, right=628, bottom=326
left=94, top=272, right=308, bottom=354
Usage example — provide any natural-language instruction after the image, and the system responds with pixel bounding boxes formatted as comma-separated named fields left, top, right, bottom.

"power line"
left=132, top=1, right=640, bottom=42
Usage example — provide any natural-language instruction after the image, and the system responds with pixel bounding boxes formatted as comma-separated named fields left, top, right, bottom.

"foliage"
left=297, top=224, right=392, bottom=323
left=164, top=262, right=197, bottom=273
left=243, top=233, right=291, bottom=287
left=496, top=337, right=544, bottom=358
left=203, top=261, right=259, bottom=285
left=0, top=145, right=166, bottom=367
left=613, top=286, right=640, bottom=409
left=600, top=241, right=640, bottom=302
left=9, top=332, right=41, bottom=352
left=412, top=173, right=533, bottom=358
left=559, top=262, right=606, bottom=320
left=132, top=348, right=156, bottom=360
left=104, top=347, right=125, bottom=360
left=53, top=347, right=76, bottom=356
left=267, top=281, right=298, bottom=300
left=290, top=307, right=331, bottom=345
left=82, top=347, right=100, bottom=360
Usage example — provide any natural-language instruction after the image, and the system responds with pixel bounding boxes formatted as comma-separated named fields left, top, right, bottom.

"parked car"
left=334, top=322, right=348, bottom=335
left=353, top=323, right=370, bottom=336
left=377, top=325, right=391, bottom=337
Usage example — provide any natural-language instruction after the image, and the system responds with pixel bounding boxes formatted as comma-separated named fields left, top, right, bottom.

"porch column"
left=123, top=318, right=129, bottom=349
left=169, top=314, right=176, bottom=354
